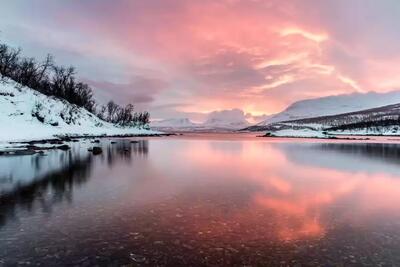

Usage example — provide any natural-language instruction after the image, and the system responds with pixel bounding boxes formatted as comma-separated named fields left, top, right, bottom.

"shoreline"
left=0, top=132, right=174, bottom=155
left=258, top=133, right=400, bottom=142
left=3, top=131, right=400, bottom=156
left=1, top=132, right=173, bottom=144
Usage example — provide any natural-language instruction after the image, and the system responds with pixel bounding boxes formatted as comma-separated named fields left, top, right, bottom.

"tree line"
left=326, top=117, right=400, bottom=132
left=97, top=101, right=149, bottom=127
left=0, top=41, right=150, bottom=127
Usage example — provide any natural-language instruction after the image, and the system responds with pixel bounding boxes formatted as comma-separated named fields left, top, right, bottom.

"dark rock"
left=89, top=147, right=103, bottom=155
left=13, top=150, right=37, bottom=156
left=57, top=145, right=70, bottom=150
left=49, top=140, right=64, bottom=145
left=26, top=145, right=42, bottom=150
left=32, top=112, right=45, bottom=123
left=26, top=140, right=47, bottom=145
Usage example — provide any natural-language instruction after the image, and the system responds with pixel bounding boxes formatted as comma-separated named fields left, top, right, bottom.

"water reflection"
left=0, top=152, right=92, bottom=227
left=1, top=137, right=400, bottom=266
left=281, top=142, right=400, bottom=175
left=0, top=146, right=87, bottom=195
left=317, top=142, right=400, bottom=163
left=0, top=140, right=149, bottom=228
left=103, top=140, right=148, bottom=166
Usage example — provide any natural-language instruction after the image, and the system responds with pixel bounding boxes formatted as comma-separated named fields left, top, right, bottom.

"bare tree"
left=106, top=101, right=119, bottom=122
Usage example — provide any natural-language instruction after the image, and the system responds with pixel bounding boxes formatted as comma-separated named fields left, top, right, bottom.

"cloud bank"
left=1, top=0, right=400, bottom=119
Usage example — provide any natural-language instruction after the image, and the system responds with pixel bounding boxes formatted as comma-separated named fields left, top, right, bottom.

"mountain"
left=202, top=118, right=250, bottom=129
left=150, top=118, right=200, bottom=130
left=150, top=117, right=250, bottom=131
left=0, top=80, right=158, bottom=142
left=204, top=109, right=250, bottom=129
left=151, top=109, right=251, bottom=131
left=261, top=102, right=400, bottom=138
left=252, top=91, right=400, bottom=130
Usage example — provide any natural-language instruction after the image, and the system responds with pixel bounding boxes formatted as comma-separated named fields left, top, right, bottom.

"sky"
left=1, top=0, right=400, bottom=122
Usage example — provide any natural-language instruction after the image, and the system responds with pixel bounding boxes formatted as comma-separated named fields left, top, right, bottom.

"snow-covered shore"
left=264, top=127, right=400, bottom=139
left=264, top=129, right=329, bottom=139
left=0, top=80, right=161, bottom=143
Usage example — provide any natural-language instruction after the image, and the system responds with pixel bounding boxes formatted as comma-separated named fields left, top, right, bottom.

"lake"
left=1, top=134, right=400, bottom=266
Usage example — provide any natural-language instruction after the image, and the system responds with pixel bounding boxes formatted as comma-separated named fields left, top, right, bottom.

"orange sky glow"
left=2, top=0, right=400, bottom=121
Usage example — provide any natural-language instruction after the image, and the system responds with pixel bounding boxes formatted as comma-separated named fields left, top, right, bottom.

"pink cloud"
left=4, top=0, right=400, bottom=118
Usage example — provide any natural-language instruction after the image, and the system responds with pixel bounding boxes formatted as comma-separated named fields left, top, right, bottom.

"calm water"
left=1, top=134, right=400, bottom=266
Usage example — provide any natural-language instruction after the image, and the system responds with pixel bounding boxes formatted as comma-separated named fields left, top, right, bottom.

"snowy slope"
left=257, top=91, right=400, bottom=127
left=262, top=103, right=400, bottom=138
left=0, top=80, right=159, bottom=142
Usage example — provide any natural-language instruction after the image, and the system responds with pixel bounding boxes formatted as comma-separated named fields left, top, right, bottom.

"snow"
left=258, top=90, right=400, bottom=126
left=151, top=118, right=199, bottom=128
left=266, top=129, right=328, bottom=138
left=332, top=127, right=400, bottom=136
left=265, top=126, right=400, bottom=139
left=261, top=100, right=400, bottom=138
left=204, top=109, right=250, bottom=129
left=151, top=109, right=251, bottom=131
left=0, top=80, right=160, bottom=143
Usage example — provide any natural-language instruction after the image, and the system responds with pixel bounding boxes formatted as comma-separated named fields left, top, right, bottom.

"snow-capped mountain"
left=150, top=117, right=250, bottom=131
left=256, top=91, right=400, bottom=127
left=150, top=118, right=199, bottom=128
left=203, top=109, right=250, bottom=129
left=150, top=109, right=251, bottom=131
left=0, top=80, right=157, bottom=142
left=203, top=118, right=250, bottom=129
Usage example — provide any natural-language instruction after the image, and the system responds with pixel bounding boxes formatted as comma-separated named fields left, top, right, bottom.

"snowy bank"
left=264, top=127, right=400, bottom=139
left=265, top=129, right=329, bottom=139
left=0, top=81, right=161, bottom=143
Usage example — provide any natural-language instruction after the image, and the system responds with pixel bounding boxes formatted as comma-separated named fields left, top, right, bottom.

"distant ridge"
left=249, top=90, right=400, bottom=131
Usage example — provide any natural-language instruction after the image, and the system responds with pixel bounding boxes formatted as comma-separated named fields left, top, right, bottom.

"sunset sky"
left=1, top=0, right=400, bottom=122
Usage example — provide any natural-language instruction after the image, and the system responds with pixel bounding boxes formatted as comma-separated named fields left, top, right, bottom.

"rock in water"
left=89, top=146, right=103, bottom=155
left=57, top=145, right=71, bottom=150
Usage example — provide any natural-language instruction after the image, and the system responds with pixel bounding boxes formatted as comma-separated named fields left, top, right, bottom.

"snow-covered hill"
left=0, top=80, right=158, bottom=142
left=256, top=91, right=400, bottom=127
left=262, top=103, right=400, bottom=138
